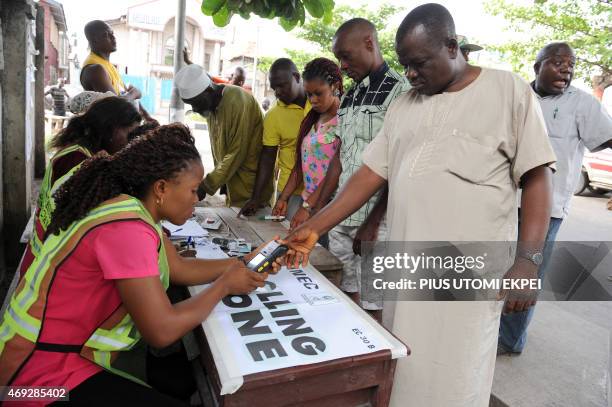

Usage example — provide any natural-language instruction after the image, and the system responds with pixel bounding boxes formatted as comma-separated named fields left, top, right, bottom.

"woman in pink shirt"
left=0, top=124, right=278, bottom=406
left=273, top=58, right=343, bottom=239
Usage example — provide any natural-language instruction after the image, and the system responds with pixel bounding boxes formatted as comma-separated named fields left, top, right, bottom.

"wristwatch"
left=302, top=201, right=312, bottom=213
left=516, top=248, right=544, bottom=266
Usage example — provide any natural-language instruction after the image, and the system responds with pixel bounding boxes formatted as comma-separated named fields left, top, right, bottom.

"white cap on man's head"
left=175, top=64, right=212, bottom=100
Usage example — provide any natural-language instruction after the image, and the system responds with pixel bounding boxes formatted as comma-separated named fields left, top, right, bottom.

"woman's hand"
left=217, top=261, right=267, bottom=295
left=272, top=199, right=288, bottom=217
left=290, top=207, right=311, bottom=231
left=243, top=236, right=285, bottom=274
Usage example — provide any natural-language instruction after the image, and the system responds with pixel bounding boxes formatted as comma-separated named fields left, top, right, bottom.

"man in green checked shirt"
left=305, top=18, right=410, bottom=321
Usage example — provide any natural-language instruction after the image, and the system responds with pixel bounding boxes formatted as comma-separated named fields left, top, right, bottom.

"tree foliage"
left=484, top=0, right=611, bottom=94
left=201, top=0, right=335, bottom=31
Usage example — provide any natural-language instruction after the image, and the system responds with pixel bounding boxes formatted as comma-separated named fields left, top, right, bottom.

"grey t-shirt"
left=535, top=84, right=612, bottom=218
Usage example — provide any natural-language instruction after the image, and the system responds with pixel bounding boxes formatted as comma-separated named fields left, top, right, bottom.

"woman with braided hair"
left=20, top=96, right=142, bottom=278
left=273, top=58, right=343, bottom=238
left=1, top=124, right=277, bottom=405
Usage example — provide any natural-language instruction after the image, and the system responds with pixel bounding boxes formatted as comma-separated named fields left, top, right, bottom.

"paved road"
left=557, top=190, right=612, bottom=241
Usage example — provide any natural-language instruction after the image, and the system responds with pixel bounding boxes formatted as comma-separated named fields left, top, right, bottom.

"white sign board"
left=189, top=245, right=407, bottom=395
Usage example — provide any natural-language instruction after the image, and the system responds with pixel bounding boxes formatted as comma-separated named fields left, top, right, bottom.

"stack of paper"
left=162, top=219, right=208, bottom=238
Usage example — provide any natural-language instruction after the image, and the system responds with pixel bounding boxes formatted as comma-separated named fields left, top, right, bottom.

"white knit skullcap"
left=174, top=64, right=212, bottom=99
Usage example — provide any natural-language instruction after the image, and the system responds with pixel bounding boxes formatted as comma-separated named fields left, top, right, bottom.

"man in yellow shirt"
left=80, top=20, right=152, bottom=121
left=239, top=58, right=310, bottom=218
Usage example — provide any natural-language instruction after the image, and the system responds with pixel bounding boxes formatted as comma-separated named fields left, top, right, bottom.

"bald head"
left=270, top=58, right=299, bottom=75
left=534, top=42, right=575, bottom=96
left=335, top=18, right=378, bottom=42
left=396, top=3, right=455, bottom=50
left=84, top=20, right=116, bottom=54
left=332, top=18, right=383, bottom=82
left=269, top=58, right=302, bottom=105
left=535, top=42, right=574, bottom=67
left=395, top=4, right=467, bottom=96
left=230, top=66, right=246, bottom=87
left=84, top=20, right=109, bottom=42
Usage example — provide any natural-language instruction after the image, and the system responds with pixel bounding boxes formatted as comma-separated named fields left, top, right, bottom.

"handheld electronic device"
left=244, top=240, right=288, bottom=273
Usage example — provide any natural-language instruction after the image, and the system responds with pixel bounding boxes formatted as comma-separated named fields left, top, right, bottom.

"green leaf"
left=283, top=1, right=296, bottom=19
left=319, top=0, right=334, bottom=13
left=212, top=5, right=234, bottom=27
left=226, top=0, right=243, bottom=11
left=296, top=2, right=306, bottom=25
left=279, top=16, right=299, bottom=31
left=201, top=0, right=226, bottom=16
left=303, top=0, right=324, bottom=18
left=322, top=7, right=333, bottom=24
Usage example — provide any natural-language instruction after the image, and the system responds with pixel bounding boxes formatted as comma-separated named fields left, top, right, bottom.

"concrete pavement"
left=492, top=191, right=612, bottom=407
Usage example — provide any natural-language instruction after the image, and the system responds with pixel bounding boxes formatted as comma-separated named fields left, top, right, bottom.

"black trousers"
left=50, top=344, right=196, bottom=406
left=51, top=370, right=188, bottom=406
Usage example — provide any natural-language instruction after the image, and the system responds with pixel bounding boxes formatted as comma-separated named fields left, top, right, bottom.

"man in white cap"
left=175, top=64, right=273, bottom=206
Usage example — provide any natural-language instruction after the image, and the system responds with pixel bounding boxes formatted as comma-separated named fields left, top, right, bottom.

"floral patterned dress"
left=300, top=116, right=340, bottom=201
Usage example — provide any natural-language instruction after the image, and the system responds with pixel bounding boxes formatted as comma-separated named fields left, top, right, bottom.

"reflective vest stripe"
left=32, top=145, right=92, bottom=254
left=18, top=202, right=143, bottom=310
left=87, top=334, right=132, bottom=350
left=0, top=195, right=169, bottom=386
left=6, top=304, right=40, bottom=341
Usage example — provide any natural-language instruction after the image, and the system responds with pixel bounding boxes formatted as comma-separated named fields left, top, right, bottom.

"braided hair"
left=47, top=123, right=201, bottom=235
left=127, top=121, right=160, bottom=142
left=50, top=96, right=141, bottom=153
left=295, top=57, right=343, bottom=172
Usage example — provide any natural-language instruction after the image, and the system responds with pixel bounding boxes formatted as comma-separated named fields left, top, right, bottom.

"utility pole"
left=251, top=25, right=260, bottom=100
left=169, top=0, right=186, bottom=123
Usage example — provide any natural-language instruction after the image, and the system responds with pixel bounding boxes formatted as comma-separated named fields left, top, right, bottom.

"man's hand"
left=126, top=84, right=142, bottom=100
left=238, top=198, right=261, bottom=217
left=272, top=199, right=288, bottom=217
left=353, top=220, right=380, bottom=256
left=183, top=47, right=193, bottom=65
left=498, top=258, right=539, bottom=314
left=197, top=184, right=207, bottom=201
left=282, top=226, right=319, bottom=269
left=290, top=207, right=310, bottom=230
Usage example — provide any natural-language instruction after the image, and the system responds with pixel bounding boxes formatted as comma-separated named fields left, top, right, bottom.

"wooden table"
left=187, top=206, right=409, bottom=407
left=193, top=206, right=343, bottom=286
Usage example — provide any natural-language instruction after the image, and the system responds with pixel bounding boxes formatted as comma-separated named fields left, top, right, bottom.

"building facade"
left=105, top=0, right=226, bottom=80
left=39, top=0, right=70, bottom=85
left=100, top=0, right=273, bottom=115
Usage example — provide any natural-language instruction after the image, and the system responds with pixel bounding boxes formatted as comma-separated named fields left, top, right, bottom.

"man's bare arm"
left=81, top=64, right=115, bottom=93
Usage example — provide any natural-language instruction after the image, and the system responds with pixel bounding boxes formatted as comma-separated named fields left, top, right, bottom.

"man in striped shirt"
left=45, top=78, right=70, bottom=116
left=307, top=18, right=410, bottom=321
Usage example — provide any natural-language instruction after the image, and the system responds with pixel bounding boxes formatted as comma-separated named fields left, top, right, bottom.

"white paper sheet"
left=162, top=219, right=208, bottom=238
left=195, top=239, right=227, bottom=259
